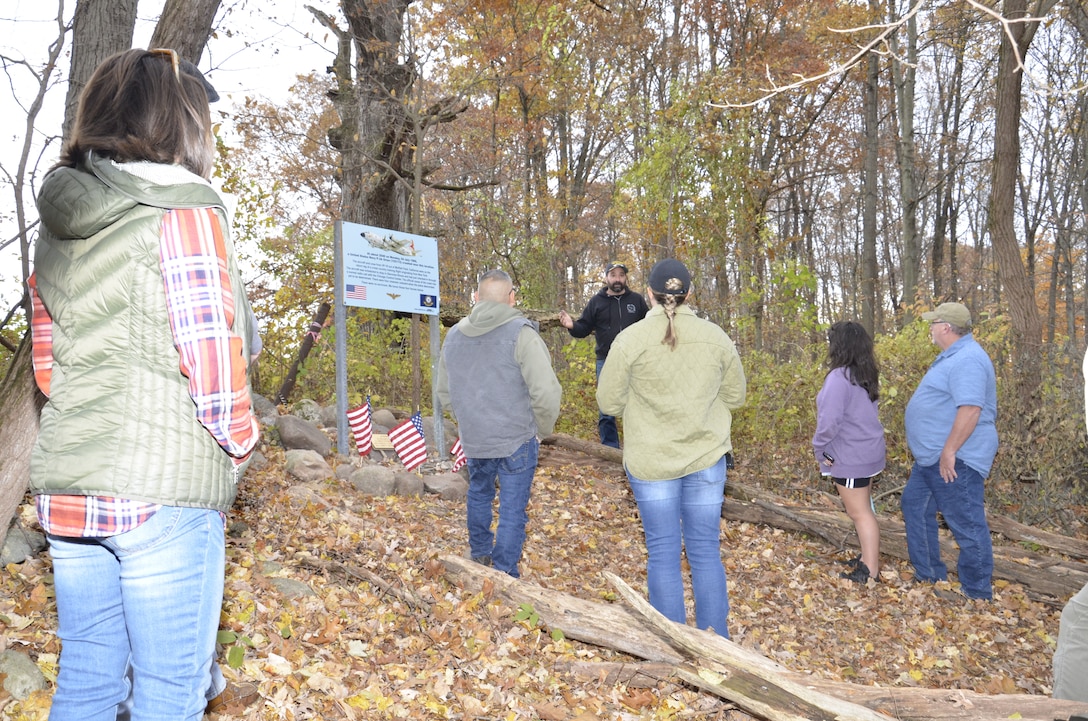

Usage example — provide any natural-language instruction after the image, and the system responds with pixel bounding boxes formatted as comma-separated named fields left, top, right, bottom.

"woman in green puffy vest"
left=30, top=48, right=258, bottom=721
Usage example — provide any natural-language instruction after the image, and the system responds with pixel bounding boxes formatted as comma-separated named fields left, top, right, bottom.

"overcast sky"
left=0, top=0, right=340, bottom=310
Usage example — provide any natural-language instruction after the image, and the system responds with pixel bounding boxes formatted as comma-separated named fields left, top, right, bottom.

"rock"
left=243, top=449, right=268, bottom=476
left=0, top=649, right=47, bottom=700
left=393, top=471, right=425, bottom=497
left=290, top=398, right=323, bottom=423
left=371, top=408, right=397, bottom=428
left=226, top=520, right=250, bottom=538
left=285, top=482, right=332, bottom=508
left=349, top=466, right=396, bottom=496
left=284, top=449, right=334, bottom=482
left=252, top=392, right=277, bottom=417
left=313, top=404, right=337, bottom=429
left=424, top=472, right=469, bottom=501
left=1, top=524, right=47, bottom=565
left=371, top=448, right=396, bottom=462
left=421, top=416, right=458, bottom=455
left=276, top=415, right=332, bottom=456
left=266, top=577, right=316, bottom=599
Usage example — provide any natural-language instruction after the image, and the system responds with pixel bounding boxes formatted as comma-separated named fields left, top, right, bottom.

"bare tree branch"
left=6, top=0, right=68, bottom=316
left=711, top=0, right=1079, bottom=110
left=710, top=0, right=926, bottom=109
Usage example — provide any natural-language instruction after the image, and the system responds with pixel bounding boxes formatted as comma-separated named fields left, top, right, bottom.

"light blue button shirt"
left=904, top=334, right=999, bottom=476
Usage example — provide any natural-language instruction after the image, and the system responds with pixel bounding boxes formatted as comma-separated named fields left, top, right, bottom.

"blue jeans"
left=627, top=456, right=730, bottom=637
left=116, top=661, right=225, bottom=720
left=47, top=506, right=226, bottom=721
left=466, top=438, right=539, bottom=578
left=595, top=359, right=620, bottom=448
left=902, top=459, right=993, bottom=599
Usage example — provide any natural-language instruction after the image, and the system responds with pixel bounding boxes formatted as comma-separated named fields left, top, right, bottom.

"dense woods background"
left=2, top=0, right=1087, bottom=518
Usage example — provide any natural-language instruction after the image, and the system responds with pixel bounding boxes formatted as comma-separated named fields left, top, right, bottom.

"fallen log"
left=987, top=514, right=1088, bottom=561
left=440, top=553, right=683, bottom=664
left=554, top=660, right=681, bottom=688
left=439, top=554, right=1088, bottom=721
left=542, top=433, right=623, bottom=464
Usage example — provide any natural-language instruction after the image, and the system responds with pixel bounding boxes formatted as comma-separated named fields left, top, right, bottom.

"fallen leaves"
left=0, top=447, right=1072, bottom=721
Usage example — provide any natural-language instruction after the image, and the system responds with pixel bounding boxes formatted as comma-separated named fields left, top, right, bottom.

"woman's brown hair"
left=58, top=48, right=214, bottom=178
left=653, top=289, right=688, bottom=349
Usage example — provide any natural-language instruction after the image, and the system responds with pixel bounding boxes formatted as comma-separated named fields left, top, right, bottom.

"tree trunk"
left=987, top=0, right=1055, bottom=414
left=275, top=302, right=331, bottom=405
left=309, top=0, right=414, bottom=230
left=62, top=0, right=139, bottom=138
left=148, top=0, right=222, bottom=63
left=860, top=33, right=879, bottom=333
left=0, top=338, right=44, bottom=535
left=890, top=3, right=920, bottom=316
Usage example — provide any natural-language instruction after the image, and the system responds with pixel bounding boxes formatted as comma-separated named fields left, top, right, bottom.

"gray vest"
left=443, top=318, right=536, bottom=458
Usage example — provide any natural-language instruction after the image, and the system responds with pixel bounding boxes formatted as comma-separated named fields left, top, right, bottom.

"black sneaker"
left=471, top=555, right=492, bottom=567
left=840, top=561, right=872, bottom=584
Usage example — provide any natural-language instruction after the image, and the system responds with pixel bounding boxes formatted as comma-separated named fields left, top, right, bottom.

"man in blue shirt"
left=902, top=302, right=998, bottom=600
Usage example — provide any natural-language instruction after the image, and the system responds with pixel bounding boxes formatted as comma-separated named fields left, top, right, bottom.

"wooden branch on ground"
left=439, top=554, right=1088, bottom=721
left=542, top=433, right=624, bottom=464
left=298, top=556, right=432, bottom=614
left=553, top=660, right=682, bottom=688
left=987, top=513, right=1088, bottom=560
left=439, top=553, right=683, bottom=664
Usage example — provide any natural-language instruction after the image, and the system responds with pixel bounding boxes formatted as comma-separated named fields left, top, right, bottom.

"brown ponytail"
left=653, top=290, right=687, bottom=350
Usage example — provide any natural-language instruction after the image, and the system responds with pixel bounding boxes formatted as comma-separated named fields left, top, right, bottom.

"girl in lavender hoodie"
left=812, top=321, right=886, bottom=583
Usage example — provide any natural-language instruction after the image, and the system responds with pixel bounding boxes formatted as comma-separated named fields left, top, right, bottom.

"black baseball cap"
left=648, top=259, right=691, bottom=294
left=179, top=58, right=219, bottom=103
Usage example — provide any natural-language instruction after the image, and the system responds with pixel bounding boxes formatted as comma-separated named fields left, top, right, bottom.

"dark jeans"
left=902, top=459, right=994, bottom=599
left=595, top=358, right=620, bottom=448
left=465, top=438, right=539, bottom=578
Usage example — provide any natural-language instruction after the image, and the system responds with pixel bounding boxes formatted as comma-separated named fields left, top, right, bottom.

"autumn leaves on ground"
left=1, top=444, right=1064, bottom=720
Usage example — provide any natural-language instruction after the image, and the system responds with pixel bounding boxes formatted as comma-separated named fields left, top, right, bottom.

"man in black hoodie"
left=559, top=262, right=649, bottom=448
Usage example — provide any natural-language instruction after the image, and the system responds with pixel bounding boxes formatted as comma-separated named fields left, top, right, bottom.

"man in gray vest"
left=437, top=270, right=562, bottom=578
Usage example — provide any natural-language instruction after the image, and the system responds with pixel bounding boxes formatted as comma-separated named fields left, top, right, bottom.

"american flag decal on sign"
left=346, top=397, right=373, bottom=456
left=345, top=284, right=367, bottom=300
left=388, top=412, right=427, bottom=471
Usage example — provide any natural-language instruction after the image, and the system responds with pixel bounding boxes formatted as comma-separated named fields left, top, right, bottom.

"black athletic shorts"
left=831, top=476, right=872, bottom=489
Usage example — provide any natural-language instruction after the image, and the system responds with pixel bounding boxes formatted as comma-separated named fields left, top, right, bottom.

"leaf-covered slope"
left=0, top=443, right=1068, bottom=720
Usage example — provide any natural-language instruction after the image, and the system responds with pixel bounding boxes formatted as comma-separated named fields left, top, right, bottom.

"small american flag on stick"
left=450, top=437, right=466, bottom=472
left=389, top=412, right=427, bottom=471
left=346, top=397, right=373, bottom=456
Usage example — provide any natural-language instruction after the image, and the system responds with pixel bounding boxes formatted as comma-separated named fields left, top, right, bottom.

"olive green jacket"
left=597, top=305, right=745, bottom=480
